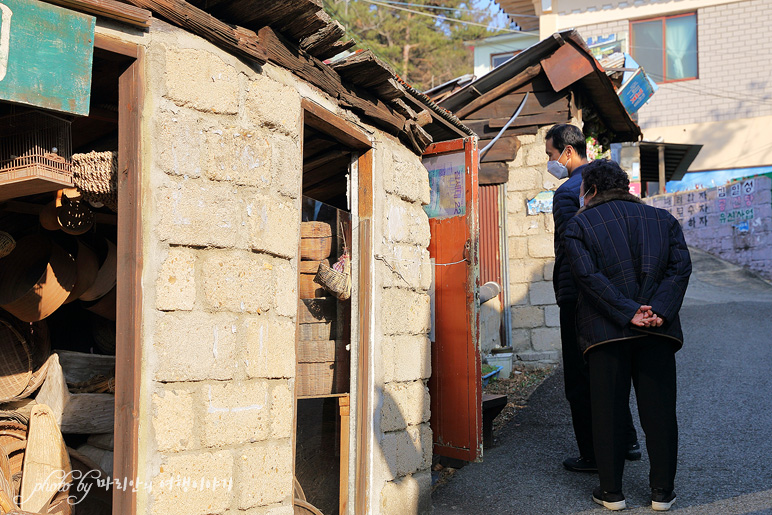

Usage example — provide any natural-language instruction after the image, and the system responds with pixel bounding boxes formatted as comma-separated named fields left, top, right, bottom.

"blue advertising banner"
left=618, top=68, right=656, bottom=115
left=0, top=0, right=95, bottom=115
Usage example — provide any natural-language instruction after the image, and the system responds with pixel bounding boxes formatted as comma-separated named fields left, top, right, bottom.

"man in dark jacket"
left=564, top=159, right=691, bottom=511
left=547, top=124, right=639, bottom=472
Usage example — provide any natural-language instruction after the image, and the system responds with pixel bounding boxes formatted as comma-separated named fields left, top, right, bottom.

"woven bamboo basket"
left=64, top=239, right=99, bottom=304
left=314, top=260, right=351, bottom=301
left=294, top=499, right=324, bottom=515
left=0, top=446, right=13, bottom=513
left=20, top=404, right=72, bottom=515
left=78, top=238, right=116, bottom=302
left=15, top=320, right=52, bottom=400
left=300, top=222, right=332, bottom=261
left=298, top=321, right=333, bottom=341
left=0, top=232, right=15, bottom=259
left=297, top=298, right=336, bottom=324
left=296, top=340, right=349, bottom=397
left=0, top=235, right=77, bottom=322
left=0, top=320, right=32, bottom=403
left=299, top=260, right=327, bottom=299
left=0, top=419, right=26, bottom=498
left=83, top=286, right=116, bottom=321
left=297, top=340, right=348, bottom=363
left=72, top=150, right=118, bottom=212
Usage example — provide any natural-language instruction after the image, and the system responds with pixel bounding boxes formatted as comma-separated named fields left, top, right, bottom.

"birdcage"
left=0, top=110, right=74, bottom=202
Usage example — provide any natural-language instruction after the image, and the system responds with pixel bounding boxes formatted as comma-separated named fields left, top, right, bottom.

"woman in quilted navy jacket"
left=564, top=159, right=691, bottom=512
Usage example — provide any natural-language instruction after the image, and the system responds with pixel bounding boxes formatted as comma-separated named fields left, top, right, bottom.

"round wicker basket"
left=0, top=232, right=15, bottom=259
left=0, top=320, right=32, bottom=403
left=0, top=235, right=77, bottom=322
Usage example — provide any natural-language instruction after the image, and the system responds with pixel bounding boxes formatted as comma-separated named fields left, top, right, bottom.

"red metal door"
left=423, top=137, right=482, bottom=462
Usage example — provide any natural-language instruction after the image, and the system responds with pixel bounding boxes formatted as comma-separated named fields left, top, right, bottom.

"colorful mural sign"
left=423, top=152, right=466, bottom=219
left=0, top=0, right=95, bottom=115
left=526, top=190, right=554, bottom=215
left=717, top=179, right=755, bottom=224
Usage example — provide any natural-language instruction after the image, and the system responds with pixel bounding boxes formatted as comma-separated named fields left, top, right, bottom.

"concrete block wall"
left=574, top=0, right=772, bottom=131
left=645, top=175, right=772, bottom=280
left=371, top=137, right=433, bottom=515
left=140, top=23, right=303, bottom=515
left=505, top=127, right=563, bottom=366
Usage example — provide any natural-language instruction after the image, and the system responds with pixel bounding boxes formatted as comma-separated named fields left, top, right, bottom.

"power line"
left=372, top=0, right=539, bottom=18
left=361, top=0, right=538, bottom=34
left=643, top=75, right=772, bottom=106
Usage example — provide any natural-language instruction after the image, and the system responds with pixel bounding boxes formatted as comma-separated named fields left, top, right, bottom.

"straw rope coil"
left=72, top=151, right=118, bottom=212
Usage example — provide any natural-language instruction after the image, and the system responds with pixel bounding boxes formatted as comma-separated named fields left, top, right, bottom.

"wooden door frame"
left=299, top=99, right=372, bottom=515
left=95, top=33, right=143, bottom=515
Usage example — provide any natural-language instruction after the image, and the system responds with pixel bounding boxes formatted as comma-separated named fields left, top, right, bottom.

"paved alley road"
left=432, top=248, right=772, bottom=514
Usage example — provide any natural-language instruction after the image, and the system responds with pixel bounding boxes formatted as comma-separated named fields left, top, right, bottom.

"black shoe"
left=651, top=489, right=676, bottom=511
left=626, top=441, right=642, bottom=461
left=562, top=456, right=597, bottom=472
left=592, top=487, right=626, bottom=510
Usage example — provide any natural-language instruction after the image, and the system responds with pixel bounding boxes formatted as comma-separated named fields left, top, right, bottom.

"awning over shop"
left=639, top=141, right=703, bottom=183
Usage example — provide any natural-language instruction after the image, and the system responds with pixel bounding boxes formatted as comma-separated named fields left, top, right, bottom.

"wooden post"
left=658, top=145, right=666, bottom=195
left=338, top=394, right=350, bottom=515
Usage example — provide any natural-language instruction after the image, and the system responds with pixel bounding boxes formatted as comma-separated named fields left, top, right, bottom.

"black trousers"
left=587, top=336, right=678, bottom=493
left=560, top=303, right=637, bottom=459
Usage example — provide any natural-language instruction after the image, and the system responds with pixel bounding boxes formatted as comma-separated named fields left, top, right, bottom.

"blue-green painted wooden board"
left=0, top=0, right=95, bottom=115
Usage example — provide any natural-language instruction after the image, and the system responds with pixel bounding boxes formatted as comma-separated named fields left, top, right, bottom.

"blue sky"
left=667, top=166, right=772, bottom=192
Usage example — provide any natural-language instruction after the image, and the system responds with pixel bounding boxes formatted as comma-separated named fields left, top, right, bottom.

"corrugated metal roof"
left=439, top=30, right=642, bottom=143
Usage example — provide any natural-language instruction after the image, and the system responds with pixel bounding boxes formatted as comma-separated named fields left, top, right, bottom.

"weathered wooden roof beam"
left=455, top=64, right=542, bottom=118
left=42, top=0, right=152, bottom=28
left=124, top=0, right=267, bottom=63
left=300, top=20, right=346, bottom=56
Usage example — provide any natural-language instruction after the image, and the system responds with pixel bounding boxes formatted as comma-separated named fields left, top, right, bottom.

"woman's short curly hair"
left=582, top=159, right=630, bottom=194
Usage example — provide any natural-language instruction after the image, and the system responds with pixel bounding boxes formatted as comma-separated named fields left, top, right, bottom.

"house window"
left=490, top=51, right=520, bottom=69
left=631, top=13, right=698, bottom=83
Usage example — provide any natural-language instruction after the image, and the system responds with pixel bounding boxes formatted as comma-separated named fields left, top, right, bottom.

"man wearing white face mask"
left=546, top=124, right=641, bottom=473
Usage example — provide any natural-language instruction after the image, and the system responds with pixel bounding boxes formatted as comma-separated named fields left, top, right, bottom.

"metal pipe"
left=478, top=91, right=530, bottom=161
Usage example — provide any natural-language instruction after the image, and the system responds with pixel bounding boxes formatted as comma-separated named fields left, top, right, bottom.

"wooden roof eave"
left=42, top=0, right=152, bottom=29
left=122, top=0, right=470, bottom=152
left=125, top=0, right=267, bottom=63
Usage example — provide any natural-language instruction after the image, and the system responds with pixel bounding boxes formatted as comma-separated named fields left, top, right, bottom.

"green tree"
left=324, top=0, right=504, bottom=90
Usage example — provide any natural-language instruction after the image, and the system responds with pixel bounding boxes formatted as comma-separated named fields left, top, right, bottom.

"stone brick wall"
left=131, top=19, right=434, bottom=515
left=645, top=175, right=772, bottom=280
left=141, top=23, right=302, bottom=515
left=504, top=127, right=564, bottom=366
left=371, top=137, right=433, bottom=515
left=573, top=0, right=772, bottom=130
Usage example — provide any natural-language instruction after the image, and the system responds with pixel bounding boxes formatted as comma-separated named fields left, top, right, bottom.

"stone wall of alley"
left=646, top=175, right=772, bottom=281
left=504, top=126, right=567, bottom=366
